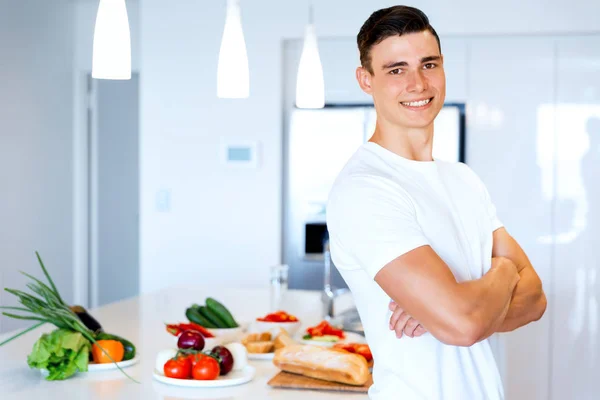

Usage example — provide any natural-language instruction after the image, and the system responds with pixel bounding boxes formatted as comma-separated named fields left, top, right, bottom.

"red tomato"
left=333, top=343, right=355, bottom=352
left=354, top=344, right=373, bottom=362
left=192, top=355, right=220, bottom=380
left=164, top=356, right=192, bottom=379
left=257, top=311, right=299, bottom=322
left=187, top=353, right=206, bottom=368
left=307, top=321, right=345, bottom=338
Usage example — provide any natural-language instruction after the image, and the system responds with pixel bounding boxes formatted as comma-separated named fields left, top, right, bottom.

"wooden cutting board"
left=268, top=371, right=373, bottom=393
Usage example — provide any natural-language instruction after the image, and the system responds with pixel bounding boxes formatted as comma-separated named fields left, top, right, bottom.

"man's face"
left=357, top=30, right=446, bottom=130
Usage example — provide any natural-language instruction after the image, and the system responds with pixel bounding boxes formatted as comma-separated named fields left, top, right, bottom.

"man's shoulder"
left=329, top=163, right=400, bottom=201
left=438, top=161, right=484, bottom=188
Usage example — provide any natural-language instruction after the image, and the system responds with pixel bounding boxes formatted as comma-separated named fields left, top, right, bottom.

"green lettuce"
left=27, top=328, right=91, bottom=380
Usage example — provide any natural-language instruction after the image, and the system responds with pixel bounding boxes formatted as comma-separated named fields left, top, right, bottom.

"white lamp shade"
left=295, top=24, right=324, bottom=109
left=92, top=0, right=131, bottom=80
left=217, top=0, right=249, bottom=98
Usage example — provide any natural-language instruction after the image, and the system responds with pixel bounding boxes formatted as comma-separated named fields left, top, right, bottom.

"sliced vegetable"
left=186, top=307, right=217, bottom=328
left=257, top=310, right=298, bottom=322
left=333, top=343, right=373, bottom=362
left=206, top=298, right=238, bottom=328
left=306, top=320, right=345, bottom=339
left=166, top=322, right=214, bottom=338
left=304, top=334, right=340, bottom=342
left=95, top=332, right=136, bottom=361
left=198, top=306, right=228, bottom=328
left=92, top=340, right=124, bottom=364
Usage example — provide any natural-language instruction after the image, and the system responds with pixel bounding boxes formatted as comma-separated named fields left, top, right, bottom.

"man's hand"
left=389, top=300, right=428, bottom=338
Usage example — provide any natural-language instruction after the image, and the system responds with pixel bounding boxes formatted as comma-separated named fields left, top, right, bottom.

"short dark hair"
left=357, top=6, right=441, bottom=74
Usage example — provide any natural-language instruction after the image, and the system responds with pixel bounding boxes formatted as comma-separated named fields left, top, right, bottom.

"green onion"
left=0, top=251, right=139, bottom=383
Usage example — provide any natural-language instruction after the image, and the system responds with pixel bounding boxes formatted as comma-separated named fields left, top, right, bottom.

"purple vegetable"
left=177, top=329, right=205, bottom=351
left=210, top=346, right=234, bottom=375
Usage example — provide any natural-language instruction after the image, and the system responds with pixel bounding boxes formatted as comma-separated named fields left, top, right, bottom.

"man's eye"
left=389, top=68, right=402, bottom=75
left=424, top=63, right=437, bottom=69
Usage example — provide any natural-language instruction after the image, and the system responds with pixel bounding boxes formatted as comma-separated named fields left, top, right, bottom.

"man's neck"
left=369, top=121, right=434, bottom=162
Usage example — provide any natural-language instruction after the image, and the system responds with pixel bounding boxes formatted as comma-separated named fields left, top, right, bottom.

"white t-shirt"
left=326, top=142, right=505, bottom=400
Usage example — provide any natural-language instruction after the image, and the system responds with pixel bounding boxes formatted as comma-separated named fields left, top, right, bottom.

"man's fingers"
left=388, top=300, right=397, bottom=311
left=413, top=325, right=427, bottom=337
left=404, top=318, right=420, bottom=338
left=394, top=312, right=411, bottom=338
left=389, top=306, right=404, bottom=329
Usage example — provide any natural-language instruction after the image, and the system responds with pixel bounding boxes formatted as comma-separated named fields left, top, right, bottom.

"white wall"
left=0, top=0, right=75, bottom=332
left=138, top=0, right=600, bottom=292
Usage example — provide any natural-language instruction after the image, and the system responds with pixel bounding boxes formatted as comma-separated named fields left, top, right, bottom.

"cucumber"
left=198, top=306, right=228, bottom=328
left=206, top=297, right=238, bottom=328
left=186, top=307, right=217, bottom=328
left=95, top=332, right=136, bottom=361
left=309, top=335, right=340, bottom=343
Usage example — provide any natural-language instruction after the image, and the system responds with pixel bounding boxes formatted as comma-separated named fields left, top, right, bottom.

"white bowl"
left=172, top=334, right=224, bottom=351
left=207, top=323, right=248, bottom=344
left=252, top=320, right=302, bottom=337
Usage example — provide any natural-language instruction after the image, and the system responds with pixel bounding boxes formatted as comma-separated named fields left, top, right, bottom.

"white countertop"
left=0, top=286, right=367, bottom=400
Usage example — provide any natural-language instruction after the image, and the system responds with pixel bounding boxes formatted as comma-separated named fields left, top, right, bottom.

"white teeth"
left=402, top=98, right=431, bottom=107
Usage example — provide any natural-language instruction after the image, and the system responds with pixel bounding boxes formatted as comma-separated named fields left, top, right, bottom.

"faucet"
left=321, top=238, right=349, bottom=321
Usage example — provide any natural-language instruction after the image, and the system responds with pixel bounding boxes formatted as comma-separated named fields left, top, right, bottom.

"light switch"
left=156, top=189, right=171, bottom=212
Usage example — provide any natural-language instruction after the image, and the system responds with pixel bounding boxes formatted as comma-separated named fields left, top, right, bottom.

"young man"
left=326, top=6, right=547, bottom=399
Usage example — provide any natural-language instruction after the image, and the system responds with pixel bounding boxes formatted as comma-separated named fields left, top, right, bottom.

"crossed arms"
left=376, top=227, right=547, bottom=346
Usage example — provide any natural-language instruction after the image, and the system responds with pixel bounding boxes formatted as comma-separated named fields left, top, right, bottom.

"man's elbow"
left=532, top=291, right=547, bottom=322
left=433, top=317, right=486, bottom=347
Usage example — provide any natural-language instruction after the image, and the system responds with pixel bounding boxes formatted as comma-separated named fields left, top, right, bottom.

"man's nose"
left=407, top=70, right=427, bottom=93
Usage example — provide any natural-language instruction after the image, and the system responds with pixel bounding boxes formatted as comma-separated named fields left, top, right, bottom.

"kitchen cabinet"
left=551, top=35, right=600, bottom=400
left=466, top=36, right=555, bottom=400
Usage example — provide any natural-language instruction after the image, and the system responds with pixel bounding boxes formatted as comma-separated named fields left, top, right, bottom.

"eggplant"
left=70, top=305, right=103, bottom=333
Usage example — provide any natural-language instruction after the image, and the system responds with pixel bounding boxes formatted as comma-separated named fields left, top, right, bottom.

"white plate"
left=39, top=357, right=140, bottom=376
left=87, top=356, right=140, bottom=372
left=152, top=365, right=255, bottom=388
left=247, top=352, right=274, bottom=361
left=298, top=331, right=367, bottom=348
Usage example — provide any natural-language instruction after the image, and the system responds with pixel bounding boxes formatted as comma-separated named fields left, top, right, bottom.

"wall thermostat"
left=220, top=140, right=259, bottom=168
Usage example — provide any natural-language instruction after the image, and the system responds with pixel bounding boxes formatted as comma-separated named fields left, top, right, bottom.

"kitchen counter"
left=0, top=286, right=367, bottom=400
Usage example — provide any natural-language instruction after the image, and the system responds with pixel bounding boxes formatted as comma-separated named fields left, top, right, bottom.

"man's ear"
left=356, top=66, right=373, bottom=95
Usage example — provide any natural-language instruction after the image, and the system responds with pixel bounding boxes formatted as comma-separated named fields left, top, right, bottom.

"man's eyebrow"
left=381, top=55, right=441, bottom=70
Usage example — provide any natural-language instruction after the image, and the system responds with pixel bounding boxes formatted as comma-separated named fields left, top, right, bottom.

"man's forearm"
left=490, top=229, right=547, bottom=333
left=455, top=259, right=519, bottom=343
left=496, top=266, right=546, bottom=332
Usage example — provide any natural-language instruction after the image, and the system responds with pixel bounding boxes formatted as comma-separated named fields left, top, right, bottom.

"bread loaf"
left=274, top=328, right=297, bottom=350
left=242, top=332, right=271, bottom=345
left=273, top=344, right=370, bottom=386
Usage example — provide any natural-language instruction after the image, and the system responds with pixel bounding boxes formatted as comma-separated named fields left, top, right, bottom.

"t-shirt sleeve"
left=460, top=163, right=503, bottom=232
left=326, top=176, right=430, bottom=280
left=481, top=180, right=503, bottom=231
